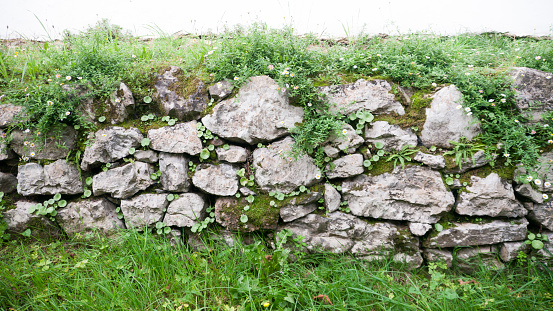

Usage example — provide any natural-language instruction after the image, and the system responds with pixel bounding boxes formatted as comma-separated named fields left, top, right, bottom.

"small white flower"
left=543, top=193, right=549, bottom=200
left=501, top=98, right=506, bottom=103
left=102, top=133, right=107, bottom=137
left=545, top=182, right=551, bottom=188
left=217, top=82, right=222, bottom=88
left=478, top=90, right=483, bottom=93
left=456, top=105, right=463, bottom=110
left=114, top=98, right=121, bottom=103
left=545, top=124, right=549, bottom=127
left=372, top=68, right=378, bottom=71
left=342, top=129, right=348, bottom=135
left=535, top=179, right=542, bottom=185
left=132, top=54, right=136, bottom=58
left=465, top=72, right=470, bottom=76
left=465, top=107, right=471, bottom=112
left=504, top=153, right=510, bottom=157
left=30, top=152, right=35, bottom=157
left=431, top=83, right=437, bottom=87
left=66, top=76, right=71, bottom=81
left=527, top=176, right=533, bottom=182
left=23, top=156, right=29, bottom=161
left=307, top=103, right=312, bottom=107
left=65, top=111, right=71, bottom=116
left=353, top=65, right=357, bottom=69
left=514, top=119, right=519, bottom=123
left=234, top=76, right=239, bottom=81
left=30, top=143, right=35, bottom=148
left=548, top=140, right=553, bottom=144
left=77, top=76, right=82, bottom=80
left=425, top=56, right=430, bottom=59
left=315, top=174, right=321, bottom=179
left=547, top=76, right=552, bottom=80
left=535, top=56, right=542, bottom=60
left=47, top=100, right=53, bottom=106
left=376, top=54, right=381, bottom=57
left=339, top=57, right=344, bottom=61
left=501, top=94, right=506, bottom=97
left=24, top=141, right=29, bottom=146
left=208, top=50, right=214, bottom=55
left=467, top=112, right=472, bottom=115
left=489, top=99, right=494, bottom=103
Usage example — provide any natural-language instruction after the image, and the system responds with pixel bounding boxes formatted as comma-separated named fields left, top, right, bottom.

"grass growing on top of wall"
left=0, top=229, right=552, bottom=310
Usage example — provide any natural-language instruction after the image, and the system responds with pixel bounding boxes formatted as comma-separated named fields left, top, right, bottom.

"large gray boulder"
left=81, top=127, right=143, bottom=170
left=192, top=163, right=239, bottom=196
left=93, top=162, right=154, bottom=199
left=159, top=153, right=190, bottom=192
left=323, top=123, right=364, bottom=157
left=201, top=76, right=304, bottom=144
left=279, top=192, right=322, bottom=222
left=320, top=79, right=405, bottom=116
left=104, top=82, right=135, bottom=124
left=0, top=172, right=17, bottom=193
left=325, top=154, right=364, bottom=179
left=515, top=184, right=544, bottom=203
left=0, top=104, right=24, bottom=128
left=456, top=173, right=527, bottom=218
left=120, top=194, right=168, bottom=229
left=342, top=165, right=454, bottom=223
left=500, top=241, right=531, bottom=262
left=164, top=193, right=207, bottom=227
left=216, top=145, right=248, bottom=163
left=133, top=150, right=158, bottom=163
left=278, top=212, right=422, bottom=268
left=413, top=152, right=445, bottom=169
left=253, top=136, right=321, bottom=194
left=10, top=127, right=77, bottom=160
left=420, top=85, right=481, bottom=148
left=3, top=201, right=61, bottom=240
left=154, top=66, right=207, bottom=120
left=527, top=200, right=553, bottom=231
left=424, top=219, right=528, bottom=248
left=509, top=67, right=553, bottom=123
left=147, top=121, right=202, bottom=155
left=324, top=183, right=341, bottom=213
left=17, top=160, right=83, bottom=196
left=364, top=121, right=417, bottom=151
left=56, top=197, right=125, bottom=238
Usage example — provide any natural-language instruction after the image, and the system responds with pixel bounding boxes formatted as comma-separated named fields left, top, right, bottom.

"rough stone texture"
left=93, top=162, right=154, bottom=199
left=239, top=187, right=256, bottom=196
left=154, top=66, right=207, bottom=120
left=280, top=204, right=317, bottom=222
left=526, top=150, right=553, bottom=193
left=4, top=201, right=61, bottom=240
left=159, top=152, right=190, bottom=192
left=456, top=173, right=527, bottom=218
left=342, top=165, right=455, bottom=223
left=500, top=241, right=531, bottom=262
left=324, top=183, right=341, bottom=213
left=537, top=231, right=553, bottom=258
left=0, top=130, right=12, bottom=161
left=320, top=79, right=405, bottom=116
left=106, top=82, right=135, bottom=124
left=424, top=219, right=528, bottom=248
left=17, top=160, right=83, bottom=196
left=56, top=198, right=125, bottom=238
left=324, top=123, right=364, bottom=156
left=515, top=183, right=544, bottom=204
left=148, top=121, right=202, bottom=155
left=214, top=196, right=280, bottom=232
left=364, top=121, right=418, bottom=151
left=325, top=154, right=364, bottom=179
left=253, top=137, right=322, bottom=194
left=133, top=150, right=158, bottom=163
left=164, top=193, right=207, bottom=227
left=0, top=171, right=17, bottom=193
left=456, top=246, right=504, bottom=273
left=202, top=76, right=304, bottom=144
left=443, top=150, right=493, bottom=174
left=413, top=152, right=445, bottom=169
left=509, top=67, right=553, bottom=123
left=278, top=212, right=423, bottom=268
left=10, top=127, right=77, bottom=160
left=423, top=249, right=453, bottom=268
left=209, top=80, right=233, bottom=101
left=528, top=200, right=553, bottom=231
left=120, top=194, right=168, bottom=229
left=81, top=127, right=143, bottom=170
left=409, top=223, right=432, bottom=236
left=420, top=85, right=481, bottom=148
left=0, top=104, right=24, bottom=128
left=192, top=163, right=239, bottom=196
left=216, top=145, right=248, bottom=163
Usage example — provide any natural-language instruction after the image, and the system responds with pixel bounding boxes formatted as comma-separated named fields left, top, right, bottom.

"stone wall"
left=2, top=66, right=553, bottom=269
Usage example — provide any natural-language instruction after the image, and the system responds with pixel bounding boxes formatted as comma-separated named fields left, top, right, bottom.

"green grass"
left=1, top=229, right=552, bottom=310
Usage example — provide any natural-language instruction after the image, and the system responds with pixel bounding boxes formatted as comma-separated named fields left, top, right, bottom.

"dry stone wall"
left=2, top=67, right=553, bottom=269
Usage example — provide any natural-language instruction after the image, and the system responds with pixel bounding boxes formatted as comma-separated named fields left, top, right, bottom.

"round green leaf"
left=143, top=96, right=152, bottom=103
left=148, top=113, right=155, bottom=120
left=244, top=205, right=250, bottom=211
left=164, top=226, right=171, bottom=234
left=375, top=142, right=384, bottom=149
left=128, top=147, right=136, bottom=155
left=141, top=115, right=149, bottom=122
left=532, top=240, right=544, bottom=250
left=83, top=189, right=92, bottom=198
left=200, top=149, right=210, bottom=160
left=223, top=144, right=230, bottom=150
left=141, top=138, right=151, bottom=147
left=371, top=155, right=380, bottom=162
left=528, top=233, right=536, bottom=241
left=377, top=150, right=385, bottom=157
left=240, top=215, right=249, bottom=223
left=98, top=116, right=106, bottom=123
left=167, top=193, right=175, bottom=202
left=58, top=200, right=67, bottom=208
left=54, top=193, right=62, bottom=201
left=435, top=223, right=444, bottom=232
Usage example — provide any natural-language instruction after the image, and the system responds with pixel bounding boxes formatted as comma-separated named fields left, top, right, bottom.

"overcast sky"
left=1, top=0, right=552, bottom=39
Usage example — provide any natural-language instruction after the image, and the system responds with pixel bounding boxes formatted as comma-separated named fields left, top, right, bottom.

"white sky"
left=1, top=0, right=552, bottom=40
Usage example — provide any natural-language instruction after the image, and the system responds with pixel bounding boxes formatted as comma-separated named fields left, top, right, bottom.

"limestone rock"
left=324, top=123, right=364, bottom=156
left=202, top=76, right=304, bottom=144
left=423, top=249, right=453, bottom=268
left=253, top=136, right=322, bottom=194
left=0, top=171, right=17, bottom=193
left=105, top=82, right=135, bottom=124
left=528, top=200, right=553, bottom=231
left=413, top=152, right=445, bottom=169
left=17, top=160, right=83, bottom=196
left=325, top=154, right=364, bottom=179
left=154, top=66, right=207, bottom=120
left=93, top=162, right=154, bottom=199
left=443, top=150, right=493, bottom=174
left=365, top=121, right=418, bottom=151
left=456, top=173, right=527, bottom=218
left=456, top=246, right=504, bottom=273
left=56, top=197, right=125, bottom=238
left=209, top=80, right=233, bottom=101
left=164, top=193, right=207, bottom=227
left=278, top=212, right=422, bottom=268
left=500, top=241, right=531, bottom=262
left=280, top=204, right=317, bottom=222
left=0, top=130, right=12, bottom=161
left=0, top=104, right=24, bottom=128
left=342, top=165, right=454, bottom=223
left=133, top=150, right=158, bottom=163
left=515, top=183, right=544, bottom=203
left=420, top=85, right=481, bottom=148
left=324, top=183, right=341, bottom=213
left=4, top=201, right=61, bottom=240
left=147, top=121, right=202, bottom=155
left=424, top=219, right=528, bottom=248
left=10, top=127, right=77, bottom=160
left=214, top=196, right=280, bottom=232
left=240, top=187, right=256, bottom=196
left=81, top=127, right=143, bottom=170
left=508, top=67, right=553, bottom=123
left=192, top=163, right=239, bottom=196
left=216, top=145, right=248, bottom=163
left=409, top=223, right=432, bottom=236
left=159, top=153, right=190, bottom=192
left=320, top=79, right=405, bottom=116
left=120, top=194, right=168, bottom=229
